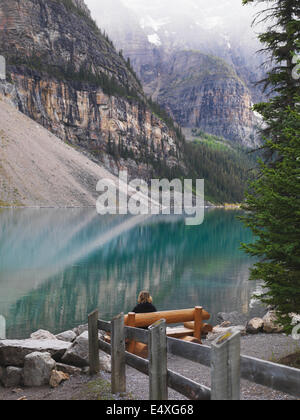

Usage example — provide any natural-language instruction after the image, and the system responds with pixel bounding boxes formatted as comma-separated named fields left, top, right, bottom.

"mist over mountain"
left=86, top=0, right=266, bottom=146
left=86, top=0, right=266, bottom=92
left=122, top=0, right=261, bottom=53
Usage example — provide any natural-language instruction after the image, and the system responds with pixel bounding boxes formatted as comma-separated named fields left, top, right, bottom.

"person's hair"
left=138, top=291, right=153, bottom=304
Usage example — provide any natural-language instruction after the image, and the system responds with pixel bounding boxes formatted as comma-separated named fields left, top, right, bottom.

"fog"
left=85, top=0, right=264, bottom=50
left=84, top=0, right=267, bottom=102
left=121, top=0, right=259, bottom=29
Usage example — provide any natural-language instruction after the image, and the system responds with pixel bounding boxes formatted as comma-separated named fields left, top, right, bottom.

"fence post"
left=127, top=312, right=136, bottom=354
left=211, top=328, right=241, bottom=400
left=194, top=306, right=203, bottom=342
left=88, top=309, right=100, bottom=375
left=111, top=313, right=126, bottom=394
left=149, top=319, right=168, bottom=401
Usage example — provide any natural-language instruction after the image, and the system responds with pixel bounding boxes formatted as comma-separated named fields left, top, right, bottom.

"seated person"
left=132, top=291, right=157, bottom=314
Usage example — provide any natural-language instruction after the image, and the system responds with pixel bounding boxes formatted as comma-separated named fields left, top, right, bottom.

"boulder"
left=263, top=311, right=284, bottom=333
left=246, top=318, right=264, bottom=335
left=56, top=330, right=77, bottom=343
left=0, top=366, right=23, bottom=388
left=99, top=353, right=111, bottom=373
left=56, top=363, right=82, bottom=376
left=62, top=331, right=89, bottom=368
left=73, top=324, right=88, bottom=337
left=217, top=312, right=248, bottom=327
left=30, top=330, right=57, bottom=340
left=49, top=370, right=69, bottom=388
left=62, top=332, right=112, bottom=371
left=23, top=352, right=56, bottom=387
left=0, top=339, right=71, bottom=367
left=206, top=325, right=246, bottom=342
left=291, top=313, right=300, bottom=326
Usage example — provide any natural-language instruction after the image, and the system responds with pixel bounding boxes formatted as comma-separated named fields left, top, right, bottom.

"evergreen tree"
left=242, top=107, right=300, bottom=332
left=241, top=0, right=300, bottom=332
left=243, top=0, right=300, bottom=153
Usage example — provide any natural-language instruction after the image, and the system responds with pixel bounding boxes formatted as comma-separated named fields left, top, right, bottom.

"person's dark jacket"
left=131, top=302, right=157, bottom=314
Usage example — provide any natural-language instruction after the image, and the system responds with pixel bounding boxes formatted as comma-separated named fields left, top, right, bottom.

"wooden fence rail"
left=99, top=339, right=212, bottom=400
left=97, top=317, right=211, bottom=400
left=91, top=312, right=300, bottom=400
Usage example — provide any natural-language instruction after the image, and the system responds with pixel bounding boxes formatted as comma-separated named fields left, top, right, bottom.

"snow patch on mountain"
left=148, top=33, right=162, bottom=47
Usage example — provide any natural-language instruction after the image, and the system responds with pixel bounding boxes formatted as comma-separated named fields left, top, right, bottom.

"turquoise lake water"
left=0, top=208, right=257, bottom=339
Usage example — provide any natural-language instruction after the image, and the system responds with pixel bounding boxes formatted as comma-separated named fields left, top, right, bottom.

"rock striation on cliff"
left=154, top=51, right=258, bottom=147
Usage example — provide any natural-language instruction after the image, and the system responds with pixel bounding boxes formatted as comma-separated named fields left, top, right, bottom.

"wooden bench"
left=123, top=306, right=211, bottom=357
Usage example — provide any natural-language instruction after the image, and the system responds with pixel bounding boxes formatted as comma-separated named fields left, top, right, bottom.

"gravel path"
left=121, top=334, right=300, bottom=401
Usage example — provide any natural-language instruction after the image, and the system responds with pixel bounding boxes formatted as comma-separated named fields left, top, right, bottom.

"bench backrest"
left=124, top=307, right=210, bottom=328
left=124, top=307, right=210, bottom=351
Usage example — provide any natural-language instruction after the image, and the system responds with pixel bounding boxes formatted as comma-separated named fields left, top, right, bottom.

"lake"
left=0, top=208, right=258, bottom=339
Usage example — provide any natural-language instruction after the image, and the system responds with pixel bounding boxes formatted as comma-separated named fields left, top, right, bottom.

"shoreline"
left=0, top=204, right=238, bottom=210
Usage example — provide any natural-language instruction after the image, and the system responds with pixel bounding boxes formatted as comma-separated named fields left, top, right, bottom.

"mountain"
left=89, top=0, right=265, bottom=147
left=0, top=0, right=257, bottom=204
left=0, top=0, right=186, bottom=182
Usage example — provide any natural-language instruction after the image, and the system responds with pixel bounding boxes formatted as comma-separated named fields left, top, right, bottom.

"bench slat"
left=125, top=308, right=210, bottom=328
left=166, top=327, right=195, bottom=338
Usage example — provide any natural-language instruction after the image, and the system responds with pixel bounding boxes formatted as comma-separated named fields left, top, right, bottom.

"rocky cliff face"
left=154, top=52, right=258, bottom=147
left=0, top=0, right=184, bottom=179
left=126, top=50, right=258, bottom=147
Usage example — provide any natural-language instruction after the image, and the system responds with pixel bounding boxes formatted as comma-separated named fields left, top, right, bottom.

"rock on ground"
left=217, top=312, right=249, bottom=326
left=0, top=366, right=23, bottom=388
left=30, top=330, right=57, bottom=340
left=291, top=314, right=300, bottom=326
left=73, top=325, right=89, bottom=337
left=56, top=331, right=77, bottom=343
left=49, top=370, right=70, bottom=388
left=62, top=332, right=90, bottom=368
left=217, top=305, right=268, bottom=327
left=246, top=318, right=264, bottom=335
left=23, top=352, right=56, bottom=387
left=99, top=353, right=111, bottom=374
left=206, top=325, right=246, bottom=342
left=263, top=311, right=284, bottom=334
left=0, top=339, right=71, bottom=367
left=55, top=363, right=82, bottom=376
left=62, top=332, right=111, bottom=371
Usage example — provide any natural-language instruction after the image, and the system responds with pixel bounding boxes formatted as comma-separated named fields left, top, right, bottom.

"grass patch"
left=72, top=378, right=134, bottom=401
left=278, top=352, right=300, bottom=369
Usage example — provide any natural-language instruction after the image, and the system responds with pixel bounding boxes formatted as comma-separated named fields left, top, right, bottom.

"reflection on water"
left=0, top=208, right=256, bottom=339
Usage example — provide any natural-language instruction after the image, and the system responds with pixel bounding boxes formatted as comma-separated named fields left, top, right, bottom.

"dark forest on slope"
left=184, top=139, right=257, bottom=204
